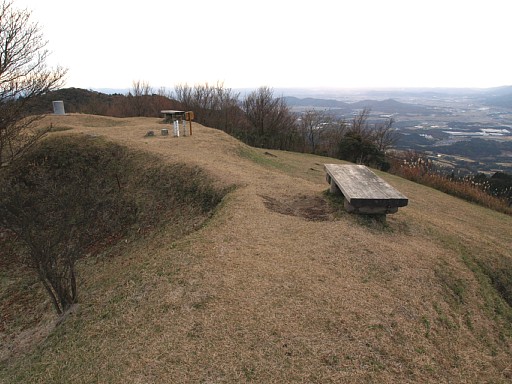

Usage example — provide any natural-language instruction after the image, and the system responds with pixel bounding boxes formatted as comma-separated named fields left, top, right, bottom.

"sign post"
left=185, top=111, right=195, bottom=135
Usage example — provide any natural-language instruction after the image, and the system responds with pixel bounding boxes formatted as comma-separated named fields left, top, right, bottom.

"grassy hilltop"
left=1, top=114, right=512, bottom=383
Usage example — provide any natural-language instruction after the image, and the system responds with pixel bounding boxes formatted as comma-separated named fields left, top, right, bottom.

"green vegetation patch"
left=237, top=146, right=287, bottom=171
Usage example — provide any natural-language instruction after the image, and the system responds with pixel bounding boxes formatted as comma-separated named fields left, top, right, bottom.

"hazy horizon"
left=89, top=84, right=512, bottom=98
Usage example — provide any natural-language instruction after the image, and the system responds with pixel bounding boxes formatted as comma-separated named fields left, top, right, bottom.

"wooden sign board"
left=185, top=111, right=195, bottom=121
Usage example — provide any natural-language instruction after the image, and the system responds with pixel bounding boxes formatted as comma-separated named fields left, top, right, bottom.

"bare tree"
left=322, top=118, right=348, bottom=158
left=0, top=0, right=67, bottom=167
left=131, top=80, right=152, bottom=97
left=349, top=107, right=397, bottom=151
left=127, top=80, right=153, bottom=116
left=174, top=82, right=242, bottom=134
left=372, top=117, right=398, bottom=152
left=350, top=107, right=373, bottom=139
left=241, top=86, right=298, bottom=149
left=298, top=109, right=334, bottom=154
left=174, top=83, right=194, bottom=109
left=336, top=108, right=396, bottom=169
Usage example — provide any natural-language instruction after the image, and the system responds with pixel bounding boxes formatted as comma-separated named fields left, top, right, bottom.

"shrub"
left=389, top=152, right=512, bottom=215
left=0, top=135, right=229, bottom=315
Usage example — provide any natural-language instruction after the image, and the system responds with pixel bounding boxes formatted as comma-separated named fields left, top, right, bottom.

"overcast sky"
left=17, top=0, right=511, bottom=91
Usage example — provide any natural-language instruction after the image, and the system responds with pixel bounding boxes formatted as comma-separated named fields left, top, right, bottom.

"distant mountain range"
left=283, top=97, right=433, bottom=115
left=482, top=93, right=512, bottom=108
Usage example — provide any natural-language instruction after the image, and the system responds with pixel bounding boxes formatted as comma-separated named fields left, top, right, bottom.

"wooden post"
left=186, top=111, right=194, bottom=136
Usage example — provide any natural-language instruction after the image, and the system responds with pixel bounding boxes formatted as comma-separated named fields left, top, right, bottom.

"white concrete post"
left=182, top=119, right=187, bottom=136
left=173, top=120, right=179, bottom=137
left=52, top=100, right=65, bottom=115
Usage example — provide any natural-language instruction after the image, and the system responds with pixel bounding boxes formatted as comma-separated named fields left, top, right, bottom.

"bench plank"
left=324, top=164, right=408, bottom=213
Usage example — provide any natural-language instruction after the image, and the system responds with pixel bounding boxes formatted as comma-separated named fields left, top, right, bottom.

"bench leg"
left=329, top=178, right=342, bottom=195
left=344, top=202, right=398, bottom=215
left=344, top=200, right=356, bottom=213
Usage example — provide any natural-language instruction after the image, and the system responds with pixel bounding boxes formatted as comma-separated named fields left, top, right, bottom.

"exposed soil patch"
left=261, top=193, right=337, bottom=221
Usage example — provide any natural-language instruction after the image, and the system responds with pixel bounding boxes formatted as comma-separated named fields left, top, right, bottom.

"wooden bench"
left=324, top=164, right=408, bottom=215
left=161, top=110, right=186, bottom=123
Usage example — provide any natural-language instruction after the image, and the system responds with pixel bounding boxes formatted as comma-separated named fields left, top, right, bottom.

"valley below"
left=283, top=86, right=512, bottom=174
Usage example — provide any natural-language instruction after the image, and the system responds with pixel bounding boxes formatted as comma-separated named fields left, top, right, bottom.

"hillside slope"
left=1, top=114, right=511, bottom=383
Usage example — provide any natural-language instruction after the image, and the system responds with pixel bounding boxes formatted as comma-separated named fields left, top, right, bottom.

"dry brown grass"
left=1, top=114, right=512, bottom=383
left=393, top=164, right=512, bottom=215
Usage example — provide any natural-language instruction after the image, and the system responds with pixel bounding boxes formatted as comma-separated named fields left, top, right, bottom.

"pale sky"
left=16, top=0, right=512, bottom=91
